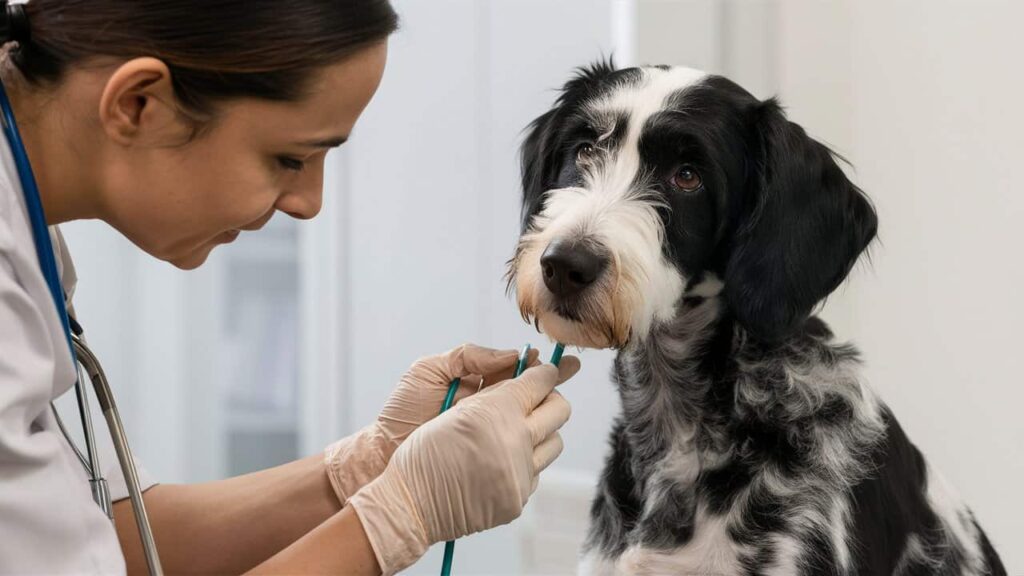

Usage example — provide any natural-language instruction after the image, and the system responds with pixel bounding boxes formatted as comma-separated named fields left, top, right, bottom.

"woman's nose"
left=276, top=174, right=324, bottom=220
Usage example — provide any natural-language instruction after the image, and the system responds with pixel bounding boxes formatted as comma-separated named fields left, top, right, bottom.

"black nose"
left=540, top=240, right=607, bottom=297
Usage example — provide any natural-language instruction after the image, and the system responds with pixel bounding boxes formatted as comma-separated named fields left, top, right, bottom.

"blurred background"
left=60, top=0, right=1022, bottom=573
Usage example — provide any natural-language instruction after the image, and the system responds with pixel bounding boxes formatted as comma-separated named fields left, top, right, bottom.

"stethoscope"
left=0, top=81, right=164, bottom=576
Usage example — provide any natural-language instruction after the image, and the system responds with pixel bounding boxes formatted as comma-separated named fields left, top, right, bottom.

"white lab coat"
left=0, top=135, right=156, bottom=574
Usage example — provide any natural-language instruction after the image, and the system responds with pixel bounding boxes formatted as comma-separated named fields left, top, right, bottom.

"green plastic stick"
left=438, top=342, right=564, bottom=575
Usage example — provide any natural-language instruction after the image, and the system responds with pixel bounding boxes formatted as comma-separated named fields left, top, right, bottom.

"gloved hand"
left=349, top=358, right=579, bottom=575
left=324, top=344, right=540, bottom=504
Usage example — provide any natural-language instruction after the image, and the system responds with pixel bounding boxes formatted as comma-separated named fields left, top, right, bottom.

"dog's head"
left=507, top=62, right=877, bottom=348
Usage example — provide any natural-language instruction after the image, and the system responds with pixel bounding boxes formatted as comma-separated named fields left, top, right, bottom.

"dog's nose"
left=540, top=240, right=607, bottom=297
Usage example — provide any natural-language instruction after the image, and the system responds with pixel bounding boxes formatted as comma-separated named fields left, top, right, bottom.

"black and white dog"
left=507, top=62, right=1005, bottom=575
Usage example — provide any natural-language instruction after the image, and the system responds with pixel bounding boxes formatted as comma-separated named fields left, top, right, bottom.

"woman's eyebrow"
left=300, top=135, right=349, bottom=148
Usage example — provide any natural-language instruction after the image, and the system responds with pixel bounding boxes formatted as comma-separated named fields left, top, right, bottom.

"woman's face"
left=101, top=42, right=387, bottom=269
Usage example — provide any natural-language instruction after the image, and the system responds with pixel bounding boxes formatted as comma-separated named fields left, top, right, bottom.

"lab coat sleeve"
left=0, top=253, right=128, bottom=574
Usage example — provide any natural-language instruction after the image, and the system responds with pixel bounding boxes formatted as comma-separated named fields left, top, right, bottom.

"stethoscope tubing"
left=73, top=334, right=163, bottom=575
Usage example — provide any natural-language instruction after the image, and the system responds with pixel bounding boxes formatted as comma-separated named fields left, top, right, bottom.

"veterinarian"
left=0, top=1, right=579, bottom=574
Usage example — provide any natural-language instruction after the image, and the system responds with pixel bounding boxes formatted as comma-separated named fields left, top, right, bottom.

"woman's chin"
left=166, top=244, right=215, bottom=270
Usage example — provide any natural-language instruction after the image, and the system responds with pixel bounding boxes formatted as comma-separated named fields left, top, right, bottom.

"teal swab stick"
left=549, top=342, right=566, bottom=367
left=514, top=343, right=532, bottom=376
left=438, top=380, right=460, bottom=576
left=438, top=341, right=565, bottom=575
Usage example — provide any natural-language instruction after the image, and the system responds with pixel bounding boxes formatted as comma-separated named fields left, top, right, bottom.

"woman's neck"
left=3, top=65, right=105, bottom=225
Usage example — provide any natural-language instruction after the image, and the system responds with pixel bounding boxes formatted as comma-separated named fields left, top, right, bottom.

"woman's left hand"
left=323, top=343, right=539, bottom=505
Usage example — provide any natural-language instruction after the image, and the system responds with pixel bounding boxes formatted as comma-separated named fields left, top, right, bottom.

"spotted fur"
left=508, top=61, right=1005, bottom=575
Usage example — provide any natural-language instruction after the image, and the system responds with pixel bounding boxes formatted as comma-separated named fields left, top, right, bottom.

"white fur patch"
left=894, top=534, right=933, bottom=575
left=589, top=66, right=708, bottom=129
left=578, top=552, right=618, bottom=576
left=829, top=495, right=853, bottom=574
left=924, top=464, right=986, bottom=575
left=610, top=509, right=747, bottom=576
left=762, top=533, right=803, bottom=576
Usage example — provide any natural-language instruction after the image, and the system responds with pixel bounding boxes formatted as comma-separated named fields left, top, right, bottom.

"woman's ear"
left=723, top=99, right=878, bottom=344
left=98, top=57, right=194, bottom=147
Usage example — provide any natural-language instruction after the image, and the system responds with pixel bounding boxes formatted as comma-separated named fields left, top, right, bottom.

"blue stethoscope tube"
left=0, top=79, right=164, bottom=576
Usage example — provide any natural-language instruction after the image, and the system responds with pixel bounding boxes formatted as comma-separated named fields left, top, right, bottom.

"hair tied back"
left=0, top=1, right=30, bottom=45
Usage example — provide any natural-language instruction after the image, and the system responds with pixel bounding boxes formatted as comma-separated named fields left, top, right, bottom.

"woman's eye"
left=277, top=156, right=306, bottom=172
left=670, top=166, right=702, bottom=192
left=576, top=143, right=595, bottom=165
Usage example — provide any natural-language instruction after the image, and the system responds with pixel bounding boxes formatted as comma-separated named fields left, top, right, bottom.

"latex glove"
left=324, top=344, right=540, bottom=504
left=349, top=357, right=580, bottom=575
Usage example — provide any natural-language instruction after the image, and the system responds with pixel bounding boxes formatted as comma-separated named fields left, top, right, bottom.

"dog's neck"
left=616, top=292, right=731, bottom=485
left=615, top=285, right=880, bottom=494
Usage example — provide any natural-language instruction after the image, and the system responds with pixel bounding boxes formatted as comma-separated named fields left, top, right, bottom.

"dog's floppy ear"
left=520, top=107, right=561, bottom=232
left=724, top=99, right=877, bottom=344
left=520, top=59, right=618, bottom=232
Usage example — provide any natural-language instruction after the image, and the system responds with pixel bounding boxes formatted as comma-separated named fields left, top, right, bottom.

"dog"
left=506, top=61, right=1006, bottom=575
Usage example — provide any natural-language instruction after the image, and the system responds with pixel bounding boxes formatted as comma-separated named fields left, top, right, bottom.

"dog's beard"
left=508, top=237, right=641, bottom=350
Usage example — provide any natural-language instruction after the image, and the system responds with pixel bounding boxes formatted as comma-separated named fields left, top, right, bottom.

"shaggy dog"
left=507, top=61, right=1005, bottom=575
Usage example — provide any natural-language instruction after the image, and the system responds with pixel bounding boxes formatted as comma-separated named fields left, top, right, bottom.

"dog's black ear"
left=520, top=107, right=561, bottom=231
left=724, top=99, right=877, bottom=344
left=520, top=59, right=617, bottom=231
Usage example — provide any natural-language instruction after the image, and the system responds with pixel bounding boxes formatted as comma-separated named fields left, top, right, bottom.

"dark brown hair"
left=3, top=0, right=398, bottom=115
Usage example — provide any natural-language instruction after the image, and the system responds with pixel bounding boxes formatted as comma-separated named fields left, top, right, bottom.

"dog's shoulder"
left=848, top=407, right=1006, bottom=575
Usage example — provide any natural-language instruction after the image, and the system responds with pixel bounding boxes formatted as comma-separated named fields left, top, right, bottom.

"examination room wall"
left=59, top=0, right=1022, bottom=573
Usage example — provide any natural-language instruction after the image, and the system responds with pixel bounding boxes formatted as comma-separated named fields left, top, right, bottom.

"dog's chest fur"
left=578, top=296, right=996, bottom=575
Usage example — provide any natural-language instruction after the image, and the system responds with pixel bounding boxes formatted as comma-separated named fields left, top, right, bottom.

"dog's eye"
left=671, top=166, right=702, bottom=192
left=576, top=143, right=595, bottom=165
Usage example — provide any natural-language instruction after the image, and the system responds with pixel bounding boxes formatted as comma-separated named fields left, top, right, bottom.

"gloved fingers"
left=449, top=347, right=542, bottom=404
left=449, top=374, right=493, bottom=404
left=416, top=344, right=519, bottom=385
left=453, top=344, right=522, bottom=379
left=532, top=431, right=564, bottom=473
left=497, top=364, right=557, bottom=412
left=526, top=390, right=571, bottom=445
left=493, top=347, right=541, bottom=381
left=450, top=376, right=480, bottom=405
left=526, top=348, right=542, bottom=368
left=504, top=357, right=582, bottom=413
left=554, top=355, right=581, bottom=383
left=466, top=347, right=541, bottom=391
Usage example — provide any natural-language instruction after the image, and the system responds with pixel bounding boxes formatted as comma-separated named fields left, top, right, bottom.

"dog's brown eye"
left=576, top=143, right=595, bottom=164
left=671, top=166, right=702, bottom=192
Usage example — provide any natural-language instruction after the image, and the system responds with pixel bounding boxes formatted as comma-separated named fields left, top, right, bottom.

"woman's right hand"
left=347, top=357, right=580, bottom=575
